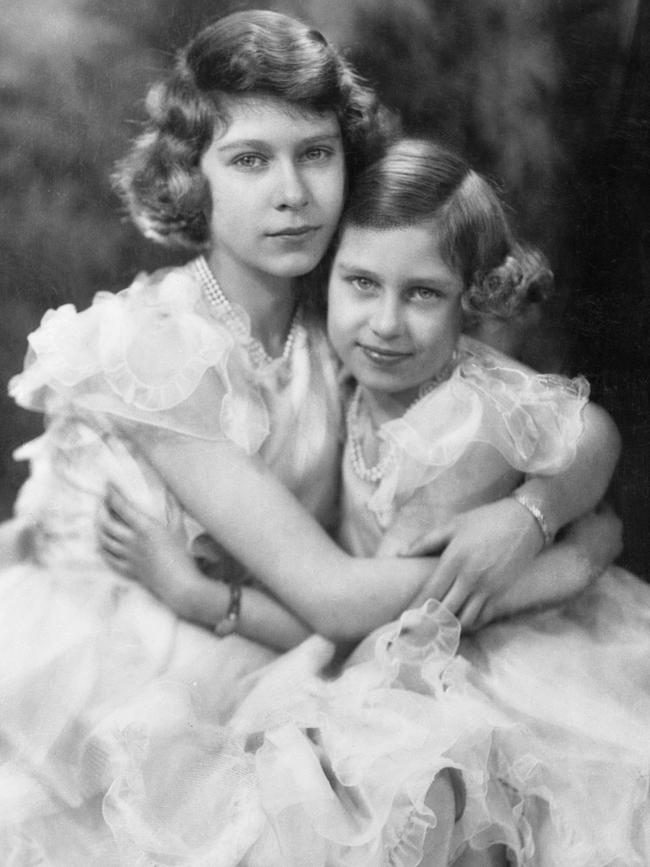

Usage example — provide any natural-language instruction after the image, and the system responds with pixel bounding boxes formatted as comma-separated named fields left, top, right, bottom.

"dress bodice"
left=9, top=259, right=343, bottom=565
left=338, top=336, right=589, bottom=558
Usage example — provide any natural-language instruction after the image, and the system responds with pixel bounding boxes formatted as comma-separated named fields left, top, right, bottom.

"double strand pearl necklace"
left=347, top=350, right=460, bottom=484
left=194, top=256, right=300, bottom=368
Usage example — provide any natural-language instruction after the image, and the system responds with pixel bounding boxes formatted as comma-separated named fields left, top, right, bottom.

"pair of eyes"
left=347, top=276, right=447, bottom=303
left=231, top=146, right=337, bottom=170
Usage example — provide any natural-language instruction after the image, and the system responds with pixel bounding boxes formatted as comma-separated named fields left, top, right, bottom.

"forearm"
left=142, top=435, right=433, bottom=643
left=174, top=561, right=313, bottom=651
left=482, top=543, right=595, bottom=623
left=480, top=505, right=622, bottom=625
left=514, top=402, right=620, bottom=536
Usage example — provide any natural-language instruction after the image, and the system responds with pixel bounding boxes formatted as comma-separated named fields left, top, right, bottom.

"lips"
left=358, top=343, right=413, bottom=365
left=267, top=226, right=319, bottom=237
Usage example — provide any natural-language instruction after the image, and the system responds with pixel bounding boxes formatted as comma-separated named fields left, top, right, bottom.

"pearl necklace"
left=194, top=256, right=300, bottom=368
left=347, top=351, right=459, bottom=483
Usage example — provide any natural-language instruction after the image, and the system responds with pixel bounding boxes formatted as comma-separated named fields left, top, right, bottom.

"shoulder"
left=115, top=260, right=204, bottom=312
left=9, top=260, right=270, bottom=449
left=20, top=261, right=211, bottom=361
left=13, top=259, right=232, bottom=397
left=457, top=335, right=588, bottom=398
left=380, top=335, right=590, bottom=481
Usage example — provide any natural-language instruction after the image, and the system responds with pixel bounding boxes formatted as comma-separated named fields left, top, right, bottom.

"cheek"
left=319, top=166, right=346, bottom=217
left=412, top=314, right=455, bottom=355
left=327, top=288, right=354, bottom=348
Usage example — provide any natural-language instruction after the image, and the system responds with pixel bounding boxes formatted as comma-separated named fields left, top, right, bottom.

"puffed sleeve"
left=369, top=338, right=590, bottom=517
left=9, top=266, right=270, bottom=454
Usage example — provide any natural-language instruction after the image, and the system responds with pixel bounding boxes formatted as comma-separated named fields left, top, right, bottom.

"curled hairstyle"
left=341, top=139, right=553, bottom=323
left=114, top=10, right=395, bottom=249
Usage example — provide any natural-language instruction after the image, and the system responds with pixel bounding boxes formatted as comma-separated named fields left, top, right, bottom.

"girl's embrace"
left=0, top=8, right=639, bottom=867
left=100, top=140, right=645, bottom=867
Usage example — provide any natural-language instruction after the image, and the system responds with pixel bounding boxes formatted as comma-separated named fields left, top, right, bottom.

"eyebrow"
left=216, top=132, right=342, bottom=153
left=335, top=261, right=379, bottom=278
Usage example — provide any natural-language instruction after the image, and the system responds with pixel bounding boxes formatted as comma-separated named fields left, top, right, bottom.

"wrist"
left=214, top=573, right=244, bottom=637
left=511, top=490, right=554, bottom=549
left=512, top=479, right=564, bottom=538
left=174, top=564, right=220, bottom=623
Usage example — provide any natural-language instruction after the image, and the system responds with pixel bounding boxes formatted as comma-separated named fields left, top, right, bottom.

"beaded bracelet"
left=214, top=579, right=243, bottom=637
left=511, top=490, right=554, bottom=547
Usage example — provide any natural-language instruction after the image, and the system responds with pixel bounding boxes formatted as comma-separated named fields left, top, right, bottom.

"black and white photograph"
left=0, top=0, right=648, bottom=863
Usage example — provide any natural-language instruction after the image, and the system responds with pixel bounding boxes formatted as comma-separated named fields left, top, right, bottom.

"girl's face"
left=201, top=95, right=345, bottom=287
left=328, top=222, right=464, bottom=409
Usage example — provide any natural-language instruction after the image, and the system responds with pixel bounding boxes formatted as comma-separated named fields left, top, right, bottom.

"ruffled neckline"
left=347, top=336, right=589, bottom=524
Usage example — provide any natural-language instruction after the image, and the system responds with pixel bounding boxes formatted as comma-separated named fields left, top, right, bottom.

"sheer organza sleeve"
left=371, top=337, right=590, bottom=515
left=9, top=266, right=270, bottom=454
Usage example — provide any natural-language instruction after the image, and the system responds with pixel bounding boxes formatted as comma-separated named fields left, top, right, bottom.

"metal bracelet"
left=511, top=490, right=554, bottom=547
left=214, top=580, right=242, bottom=637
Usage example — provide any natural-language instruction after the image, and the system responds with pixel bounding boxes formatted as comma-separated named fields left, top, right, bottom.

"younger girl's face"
left=328, top=222, right=464, bottom=409
left=201, top=95, right=345, bottom=285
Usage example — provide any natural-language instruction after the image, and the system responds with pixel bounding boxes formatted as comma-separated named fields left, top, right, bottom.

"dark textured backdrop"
left=1, top=0, right=648, bottom=573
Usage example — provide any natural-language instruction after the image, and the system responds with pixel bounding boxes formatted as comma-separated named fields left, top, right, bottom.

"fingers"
left=96, top=525, right=130, bottom=564
left=97, top=501, right=134, bottom=544
left=434, top=551, right=474, bottom=613
left=96, top=501, right=138, bottom=573
left=440, top=577, right=472, bottom=616
left=474, top=599, right=497, bottom=631
left=401, top=524, right=453, bottom=557
left=105, top=482, right=150, bottom=530
left=457, top=595, right=487, bottom=632
left=100, top=549, right=134, bottom=580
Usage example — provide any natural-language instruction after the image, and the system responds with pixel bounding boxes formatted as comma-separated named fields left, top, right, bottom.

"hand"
left=405, top=499, right=545, bottom=631
left=97, top=481, right=200, bottom=617
left=470, top=502, right=623, bottom=628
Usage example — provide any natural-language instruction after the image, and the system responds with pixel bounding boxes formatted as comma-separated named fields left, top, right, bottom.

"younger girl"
left=321, top=139, right=650, bottom=865
left=101, top=141, right=635, bottom=866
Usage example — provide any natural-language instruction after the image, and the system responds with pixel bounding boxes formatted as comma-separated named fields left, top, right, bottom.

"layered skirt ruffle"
left=0, top=556, right=277, bottom=866
left=463, top=565, right=650, bottom=866
left=102, top=602, right=522, bottom=866
left=3, top=562, right=650, bottom=865
left=103, top=570, right=650, bottom=867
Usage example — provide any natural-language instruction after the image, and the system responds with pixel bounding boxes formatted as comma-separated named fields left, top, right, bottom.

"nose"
left=273, top=160, right=309, bottom=210
left=369, top=293, right=403, bottom=339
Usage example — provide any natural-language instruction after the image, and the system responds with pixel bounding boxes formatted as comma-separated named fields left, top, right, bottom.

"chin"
left=270, top=257, right=322, bottom=279
left=275, top=245, right=331, bottom=277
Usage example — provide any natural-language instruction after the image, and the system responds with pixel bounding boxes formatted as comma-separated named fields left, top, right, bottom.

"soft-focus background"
left=2, top=0, right=648, bottom=573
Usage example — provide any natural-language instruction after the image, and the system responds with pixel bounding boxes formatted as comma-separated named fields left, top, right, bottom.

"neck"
left=357, top=387, right=408, bottom=428
left=204, top=251, right=298, bottom=355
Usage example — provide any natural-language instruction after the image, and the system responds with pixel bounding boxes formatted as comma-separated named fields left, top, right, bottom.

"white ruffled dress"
left=336, top=337, right=650, bottom=865
left=100, top=337, right=650, bottom=866
left=0, top=259, right=343, bottom=864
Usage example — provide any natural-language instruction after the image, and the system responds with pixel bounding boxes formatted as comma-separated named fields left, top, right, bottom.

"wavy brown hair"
left=341, top=138, right=553, bottom=325
left=113, top=10, right=396, bottom=250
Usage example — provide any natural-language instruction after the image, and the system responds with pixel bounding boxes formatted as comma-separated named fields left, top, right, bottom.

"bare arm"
left=405, top=402, right=621, bottom=625
left=512, top=401, right=621, bottom=536
left=99, top=491, right=312, bottom=650
left=476, top=504, right=623, bottom=627
left=133, top=432, right=433, bottom=643
left=408, top=504, right=623, bottom=628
